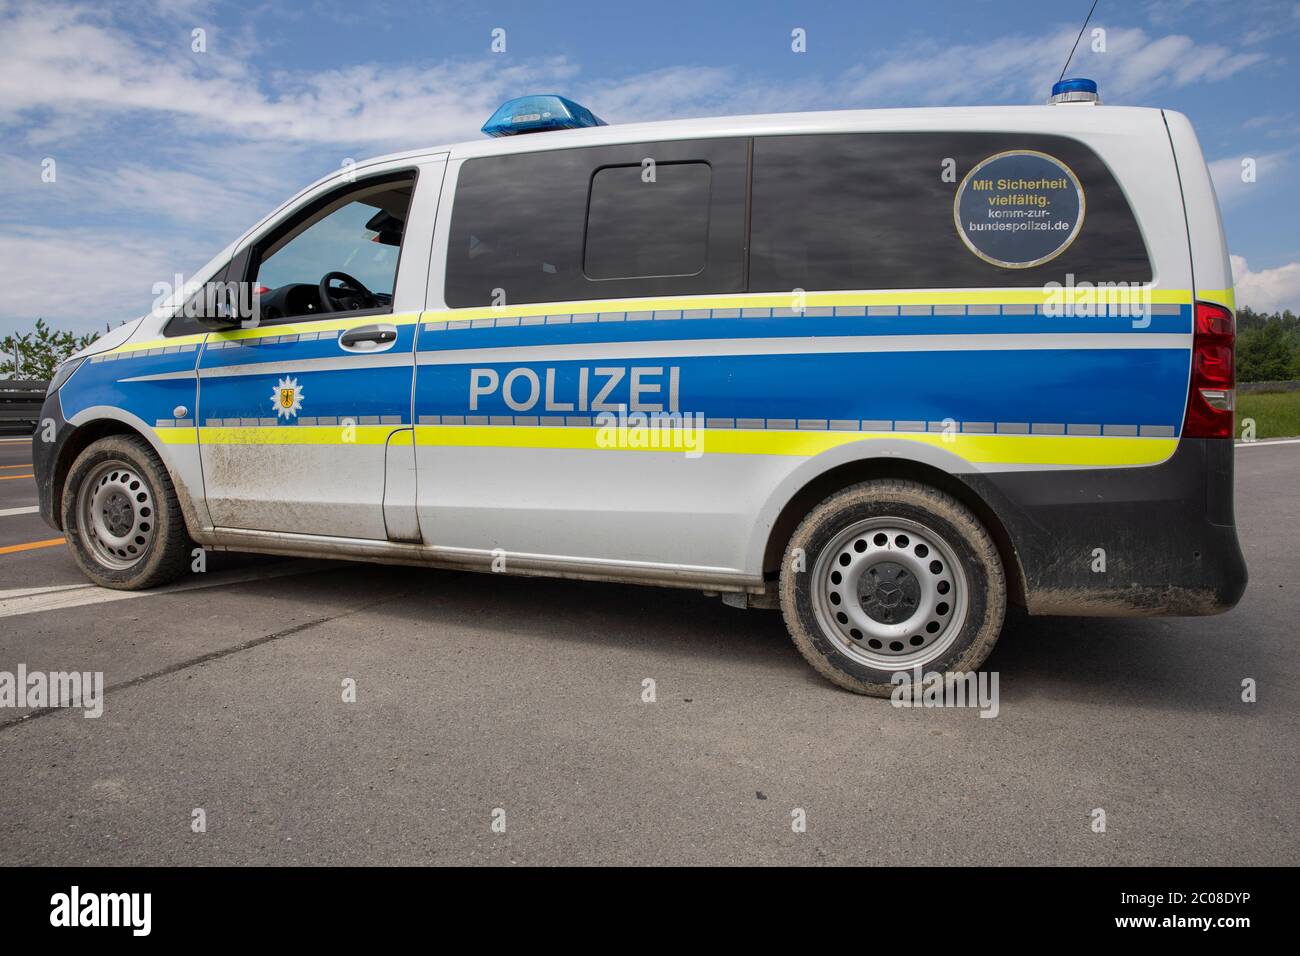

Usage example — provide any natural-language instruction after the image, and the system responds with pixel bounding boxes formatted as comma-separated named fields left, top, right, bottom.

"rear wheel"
left=779, top=479, right=1006, bottom=696
left=61, top=435, right=193, bottom=590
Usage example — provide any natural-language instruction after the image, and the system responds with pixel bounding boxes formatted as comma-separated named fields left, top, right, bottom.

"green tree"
left=1234, top=308, right=1300, bottom=383
left=1, top=319, right=99, bottom=381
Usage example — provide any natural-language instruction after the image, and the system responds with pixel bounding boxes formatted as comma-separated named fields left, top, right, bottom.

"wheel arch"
left=758, top=454, right=1028, bottom=609
left=51, top=419, right=149, bottom=531
left=54, top=409, right=207, bottom=535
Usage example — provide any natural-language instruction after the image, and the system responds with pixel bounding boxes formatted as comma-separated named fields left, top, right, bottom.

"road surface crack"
left=0, top=593, right=402, bottom=731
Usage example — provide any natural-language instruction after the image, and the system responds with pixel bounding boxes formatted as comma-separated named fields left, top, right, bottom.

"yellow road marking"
left=0, top=537, right=64, bottom=555
left=0, top=473, right=34, bottom=480
left=0, top=464, right=33, bottom=470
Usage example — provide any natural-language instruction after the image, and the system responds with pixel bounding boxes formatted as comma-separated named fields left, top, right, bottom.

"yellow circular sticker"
left=953, top=150, right=1086, bottom=269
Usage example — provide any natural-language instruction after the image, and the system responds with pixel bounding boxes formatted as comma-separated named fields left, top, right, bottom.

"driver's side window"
left=250, top=173, right=415, bottom=322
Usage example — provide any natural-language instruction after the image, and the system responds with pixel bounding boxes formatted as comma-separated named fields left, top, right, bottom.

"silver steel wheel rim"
left=811, top=515, right=969, bottom=670
left=77, top=459, right=156, bottom=571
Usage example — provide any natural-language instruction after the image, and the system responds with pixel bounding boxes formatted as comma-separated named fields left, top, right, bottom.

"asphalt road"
left=0, top=432, right=1296, bottom=865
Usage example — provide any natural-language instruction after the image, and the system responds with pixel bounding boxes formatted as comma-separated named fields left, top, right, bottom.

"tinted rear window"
left=445, top=139, right=746, bottom=308
left=748, top=132, right=1151, bottom=291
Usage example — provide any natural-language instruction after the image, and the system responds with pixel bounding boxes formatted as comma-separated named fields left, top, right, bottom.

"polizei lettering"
left=469, top=365, right=682, bottom=413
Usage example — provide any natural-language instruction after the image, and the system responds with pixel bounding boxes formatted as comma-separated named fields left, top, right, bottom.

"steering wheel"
left=318, top=271, right=379, bottom=313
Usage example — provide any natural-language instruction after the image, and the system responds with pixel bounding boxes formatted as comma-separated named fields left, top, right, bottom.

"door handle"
left=339, top=324, right=398, bottom=353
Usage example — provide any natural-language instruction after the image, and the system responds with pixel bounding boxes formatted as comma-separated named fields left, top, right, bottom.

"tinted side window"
left=748, top=132, right=1151, bottom=291
left=585, top=162, right=711, bottom=279
left=445, top=139, right=746, bottom=307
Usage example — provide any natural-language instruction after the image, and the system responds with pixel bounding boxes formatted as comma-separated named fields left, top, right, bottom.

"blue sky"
left=2, top=0, right=1299, bottom=337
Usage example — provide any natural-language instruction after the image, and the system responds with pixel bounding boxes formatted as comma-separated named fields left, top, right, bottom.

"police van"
left=34, top=80, right=1247, bottom=695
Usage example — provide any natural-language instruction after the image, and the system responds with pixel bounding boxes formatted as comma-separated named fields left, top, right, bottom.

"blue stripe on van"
left=195, top=325, right=417, bottom=425
left=198, top=366, right=411, bottom=424
left=417, top=307, right=1190, bottom=352
left=61, top=348, right=200, bottom=427
left=417, top=347, right=1191, bottom=434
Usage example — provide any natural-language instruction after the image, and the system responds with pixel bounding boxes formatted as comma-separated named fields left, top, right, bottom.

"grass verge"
left=1238, top=389, right=1300, bottom=440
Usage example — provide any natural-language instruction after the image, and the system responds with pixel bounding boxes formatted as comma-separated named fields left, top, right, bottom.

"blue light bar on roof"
left=1049, top=77, right=1100, bottom=104
left=481, top=95, right=607, bottom=137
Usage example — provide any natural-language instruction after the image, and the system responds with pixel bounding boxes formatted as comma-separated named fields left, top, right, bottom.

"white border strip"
left=1236, top=438, right=1300, bottom=448
left=415, top=333, right=1190, bottom=366
left=0, top=559, right=329, bottom=620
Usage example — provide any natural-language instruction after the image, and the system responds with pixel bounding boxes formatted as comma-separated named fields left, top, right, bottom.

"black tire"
left=779, top=479, right=1006, bottom=696
left=60, top=434, right=194, bottom=590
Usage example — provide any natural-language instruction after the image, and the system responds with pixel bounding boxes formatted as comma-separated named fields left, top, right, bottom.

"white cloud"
left=840, top=25, right=1266, bottom=107
left=0, top=1, right=578, bottom=149
left=1231, top=255, right=1300, bottom=313
left=1208, top=151, right=1289, bottom=206
left=0, top=149, right=293, bottom=226
left=0, top=225, right=212, bottom=329
left=0, top=0, right=1282, bottom=336
left=0, top=2, right=1272, bottom=151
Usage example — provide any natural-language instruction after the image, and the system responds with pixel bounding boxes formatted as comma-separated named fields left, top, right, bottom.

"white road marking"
left=0, top=559, right=331, bottom=620
left=0, top=582, right=92, bottom=599
left=0, top=506, right=40, bottom=518
left=1236, top=438, right=1300, bottom=448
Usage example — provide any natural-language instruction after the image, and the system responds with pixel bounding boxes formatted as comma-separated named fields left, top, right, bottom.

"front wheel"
left=61, top=434, right=194, bottom=590
left=779, top=479, right=1006, bottom=696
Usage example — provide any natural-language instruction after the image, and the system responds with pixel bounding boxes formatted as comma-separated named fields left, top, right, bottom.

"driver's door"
left=196, top=167, right=435, bottom=540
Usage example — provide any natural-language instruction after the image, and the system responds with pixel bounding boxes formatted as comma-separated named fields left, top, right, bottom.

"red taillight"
left=1183, top=300, right=1235, bottom=438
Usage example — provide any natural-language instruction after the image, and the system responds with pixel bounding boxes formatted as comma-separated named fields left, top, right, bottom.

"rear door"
left=197, top=163, right=442, bottom=540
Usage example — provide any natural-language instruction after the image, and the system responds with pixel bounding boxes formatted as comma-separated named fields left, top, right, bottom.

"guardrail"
left=0, top=379, right=47, bottom=433
left=1239, top=380, right=1300, bottom=394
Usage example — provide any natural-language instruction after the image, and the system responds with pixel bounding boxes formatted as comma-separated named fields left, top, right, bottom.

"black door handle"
left=340, top=325, right=398, bottom=348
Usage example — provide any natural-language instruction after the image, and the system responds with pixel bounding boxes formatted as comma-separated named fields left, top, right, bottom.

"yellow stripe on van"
left=206, top=311, right=423, bottom=345
left=110, top=331, right=209, bottom=351
left=412, top=425, right=1177, bottom=467
left=1198, top=288, right=1236, bottom=310
left=157, top=426, right=1175, bottom=468
left=154, top=422, right=1175, bottom=465
left=109, top=312, right=423, bottom=356
left=423, top=288, right=1195, bottom=325
left=154, top=427, right=199, bottom=445
left=154, top=426, right=402, bottom=446
left=110, top=290, right=1195, bottom=357
left=111, top=334, right=201, bottom=355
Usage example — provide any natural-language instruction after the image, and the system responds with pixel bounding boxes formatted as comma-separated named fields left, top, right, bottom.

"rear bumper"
left=961, top=438, right=1247, bottom=616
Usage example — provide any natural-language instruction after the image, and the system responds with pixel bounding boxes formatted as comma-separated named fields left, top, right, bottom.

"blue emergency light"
left=481, top=95, right=607, bottom=137
left=1049, top=77, right=1100, bottom=104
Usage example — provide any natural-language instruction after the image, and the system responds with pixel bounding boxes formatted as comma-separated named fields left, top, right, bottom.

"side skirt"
left=191, top=527, right=764, bottom=594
